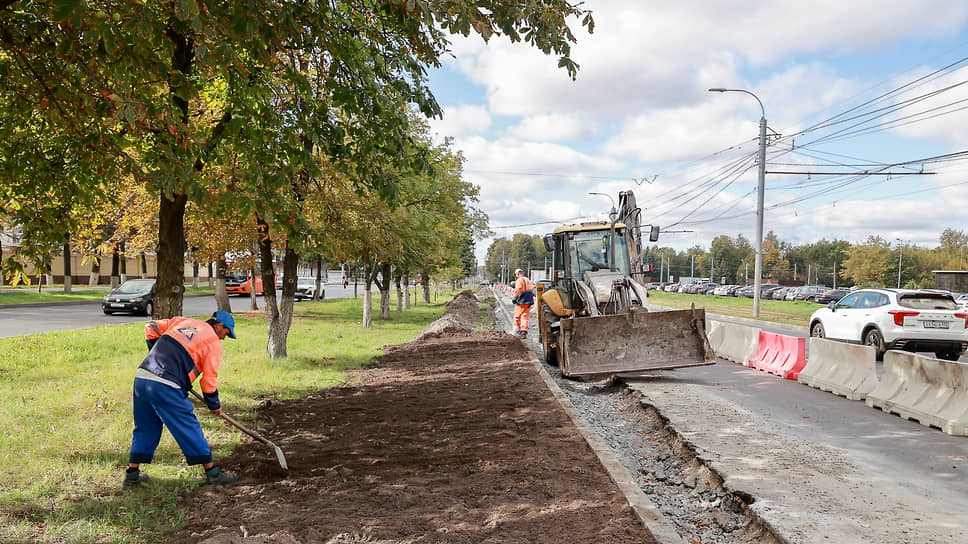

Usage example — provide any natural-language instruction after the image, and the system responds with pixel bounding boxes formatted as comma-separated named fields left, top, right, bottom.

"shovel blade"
left=269, top=442, right=289, bottom=470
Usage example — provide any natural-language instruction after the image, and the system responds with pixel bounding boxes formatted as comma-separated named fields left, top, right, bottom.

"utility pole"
left=807, top=264, right=811, bottom=286
left=709, top=87, right=767, bottom=317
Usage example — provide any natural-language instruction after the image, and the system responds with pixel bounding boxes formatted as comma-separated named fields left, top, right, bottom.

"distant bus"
left=225, top=271, right=263, bottom=296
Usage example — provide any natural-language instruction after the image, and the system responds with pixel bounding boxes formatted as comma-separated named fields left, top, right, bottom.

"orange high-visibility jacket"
left=140, top=317, right=223, bottom=409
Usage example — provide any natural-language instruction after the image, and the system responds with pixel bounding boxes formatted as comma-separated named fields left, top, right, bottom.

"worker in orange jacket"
left=124, top=311, right=239, bottom=489
left=512, top=268, right=535, bottom=339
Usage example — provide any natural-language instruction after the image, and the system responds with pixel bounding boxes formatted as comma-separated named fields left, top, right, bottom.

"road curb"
left=0, top=293, right=210, bottom=310
left=492, top=290, right=683, bottom=544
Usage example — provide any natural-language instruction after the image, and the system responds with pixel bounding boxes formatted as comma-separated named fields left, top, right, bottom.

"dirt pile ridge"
left=173, top=295, right=656, bottom=544
left=415, top=290, right=486, bottom=338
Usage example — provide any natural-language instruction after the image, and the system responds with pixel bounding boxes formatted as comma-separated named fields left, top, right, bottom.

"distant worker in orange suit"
left=512, top=268, right=535, bottom=339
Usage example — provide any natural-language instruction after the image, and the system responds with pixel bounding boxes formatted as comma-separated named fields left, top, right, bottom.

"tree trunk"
left=88, top=253, right=101, bottom=286
left=140, top=251, right=147, bottom=279
left=403, top=270, right=411, bottom=310
left=362, top=260, right=375, bottom=328
left=421, top=269, right=431, bottom=303
left=110, top=244, right=120, bottom=288
left=207, top=261, right=214, bottom=287
left=315, top=256, right=323, bottom=300
left=215, top=258, right=231, bottom=313
left=44, top=260, right=53, bottom=289
left=395, top=272, right=403, bottom=313
left=62, top=239, right=72, bottom=294
left=155, top=192, right=187, bottom=317
left=119, top=241, right=127, bottom=284
left=249, top=259, right=259, bottom=311
left=378, top=262, right=391, bottom=319
left=258, top=217, right=297, bottom=359
left=192, top=260, right=199, bottom=288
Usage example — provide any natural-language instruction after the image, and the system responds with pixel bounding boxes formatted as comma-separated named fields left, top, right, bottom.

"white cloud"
left=442, top=1, right=968, bottom=119
left=428, top=104, right=492, bottom=143
left=505, top=113, right=595, bottom=142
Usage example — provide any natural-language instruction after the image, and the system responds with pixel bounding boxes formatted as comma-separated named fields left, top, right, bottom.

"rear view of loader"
left=536, top=191, right=715, bottom=377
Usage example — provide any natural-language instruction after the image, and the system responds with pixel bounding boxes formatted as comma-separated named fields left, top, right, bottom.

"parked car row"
left=645, top=282, right=850, bottom=303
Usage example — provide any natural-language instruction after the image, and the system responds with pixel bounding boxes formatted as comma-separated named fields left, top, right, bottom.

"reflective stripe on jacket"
left=514, top=276, right=535, bottom=305
left=140, top=317, right=223, bottom=409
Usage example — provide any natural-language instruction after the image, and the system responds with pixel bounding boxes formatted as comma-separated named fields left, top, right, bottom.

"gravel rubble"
left=495, top=294, right=780, bottom=544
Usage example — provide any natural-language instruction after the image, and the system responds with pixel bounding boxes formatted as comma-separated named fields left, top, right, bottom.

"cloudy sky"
left=425, top=1, right=968, bottom=264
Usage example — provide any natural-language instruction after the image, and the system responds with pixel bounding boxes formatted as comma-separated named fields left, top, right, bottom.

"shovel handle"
left=188, top=389, right=272, bottom=446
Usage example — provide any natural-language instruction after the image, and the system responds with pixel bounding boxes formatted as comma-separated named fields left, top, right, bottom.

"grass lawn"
left=647, top=290, right=819, bottom=327
left=0, top=292, right=453, bottom=543
left=0, top=286, right=216, bottom=306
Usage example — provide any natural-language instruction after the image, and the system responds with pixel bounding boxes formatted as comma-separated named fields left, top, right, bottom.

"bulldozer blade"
left=558, top=307, right=715, bottom=377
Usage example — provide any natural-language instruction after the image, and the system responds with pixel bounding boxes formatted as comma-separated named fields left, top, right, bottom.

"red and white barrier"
left=748, top=331, right=807, bottom=380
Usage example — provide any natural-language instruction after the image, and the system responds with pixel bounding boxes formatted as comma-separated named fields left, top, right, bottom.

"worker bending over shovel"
left=123, top=311, right=239, bottom=489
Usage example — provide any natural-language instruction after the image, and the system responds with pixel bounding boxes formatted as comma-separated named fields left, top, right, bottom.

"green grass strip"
left=0, top=292, right=452, bottom=543
left=0, top=286, right=216, bottom=306
left=647, top=289, right=818, bottom=327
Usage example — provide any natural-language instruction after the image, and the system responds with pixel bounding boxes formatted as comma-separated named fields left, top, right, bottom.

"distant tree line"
left=485, top=228, right=968, bottom=289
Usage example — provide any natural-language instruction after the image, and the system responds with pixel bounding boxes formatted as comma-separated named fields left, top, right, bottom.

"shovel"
left=189, top=389, right=289, bottom=470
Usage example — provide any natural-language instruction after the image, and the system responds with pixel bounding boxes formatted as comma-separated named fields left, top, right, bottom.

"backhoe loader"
left=536, top=191, right=715, bottom=377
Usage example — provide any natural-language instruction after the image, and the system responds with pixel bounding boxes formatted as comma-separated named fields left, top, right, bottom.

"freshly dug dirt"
left=172, top=293, right=656, bottom=544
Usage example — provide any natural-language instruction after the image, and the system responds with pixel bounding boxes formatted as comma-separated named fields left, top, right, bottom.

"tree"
left=1, top=0, right=593, bottom=318
left=842, top=236, right=893, bottom=287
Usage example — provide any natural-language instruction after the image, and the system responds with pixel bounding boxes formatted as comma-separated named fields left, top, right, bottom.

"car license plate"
left=111, top=303, right=124, bottom=308
left=922, top=320, right=949, bottom=329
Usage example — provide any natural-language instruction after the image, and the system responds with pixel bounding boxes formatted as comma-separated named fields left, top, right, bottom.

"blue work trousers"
left=129, top=378, right=212, bottom=466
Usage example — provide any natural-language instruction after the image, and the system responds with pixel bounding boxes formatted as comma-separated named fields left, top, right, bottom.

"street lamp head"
left=708, top=88, right=727, bottom=92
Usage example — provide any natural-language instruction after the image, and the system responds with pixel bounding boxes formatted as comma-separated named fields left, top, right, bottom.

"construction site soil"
left=173, top=291, right=658, bottom=544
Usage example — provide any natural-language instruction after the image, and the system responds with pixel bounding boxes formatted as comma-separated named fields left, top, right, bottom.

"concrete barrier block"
left=705, top=319, right=725, bottom=353
left=711, top=321, right=759, bottom=366
left=866, top=351, right=968, bottom=436
left=798, top=338, right=879, bottom=401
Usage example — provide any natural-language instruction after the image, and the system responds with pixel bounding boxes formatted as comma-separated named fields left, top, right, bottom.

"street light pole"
left=896, top=238, right=904, bottom=288
left=710, top=88, right=767, bottom=317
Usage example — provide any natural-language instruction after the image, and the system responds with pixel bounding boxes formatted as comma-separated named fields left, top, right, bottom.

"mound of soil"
left=172, top=302, right=656, bottom=543
left=416, top=290, right=488, bottom=338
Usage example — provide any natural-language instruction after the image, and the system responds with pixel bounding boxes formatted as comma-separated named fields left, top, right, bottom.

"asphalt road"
left=0, top=283, right=378, bottom=339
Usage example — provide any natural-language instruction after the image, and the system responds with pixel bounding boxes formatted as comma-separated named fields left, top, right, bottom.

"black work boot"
left=123, top=467, right=149, bottom=489
left=204, top=466, right=239, bottom=486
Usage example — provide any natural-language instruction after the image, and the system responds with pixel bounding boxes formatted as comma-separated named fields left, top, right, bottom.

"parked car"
left=726, top=285, right=742, bottom=296
left=735, top=285, right=753, bottom=298
left=793, top=285, right=828, bottom=301
left=808, top=288, right=968, bottom=360
left=815, top=289, right=849, bottom=304
left=294, top=277, right=321, bottom=301
left=771, top=287, right=792, bottom=300
left=785, top=287, right=800, bottom=301
left=956, top=292, right=968, bottom=310
left=102, top=279, right=156, bottom=316
left=702, top=283, right=721, bottom=295
left=664, top=283, right=680, bottom=292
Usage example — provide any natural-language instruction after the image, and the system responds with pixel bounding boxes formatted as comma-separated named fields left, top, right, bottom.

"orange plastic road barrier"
left=748, top=331, right=807, bottom=380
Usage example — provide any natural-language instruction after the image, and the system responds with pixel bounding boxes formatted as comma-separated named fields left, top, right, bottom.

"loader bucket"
left=558, top=307, right=715, bottom=377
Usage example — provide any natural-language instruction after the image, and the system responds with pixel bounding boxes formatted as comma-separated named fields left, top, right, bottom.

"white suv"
left=808, top=288, right=968, bottom=360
